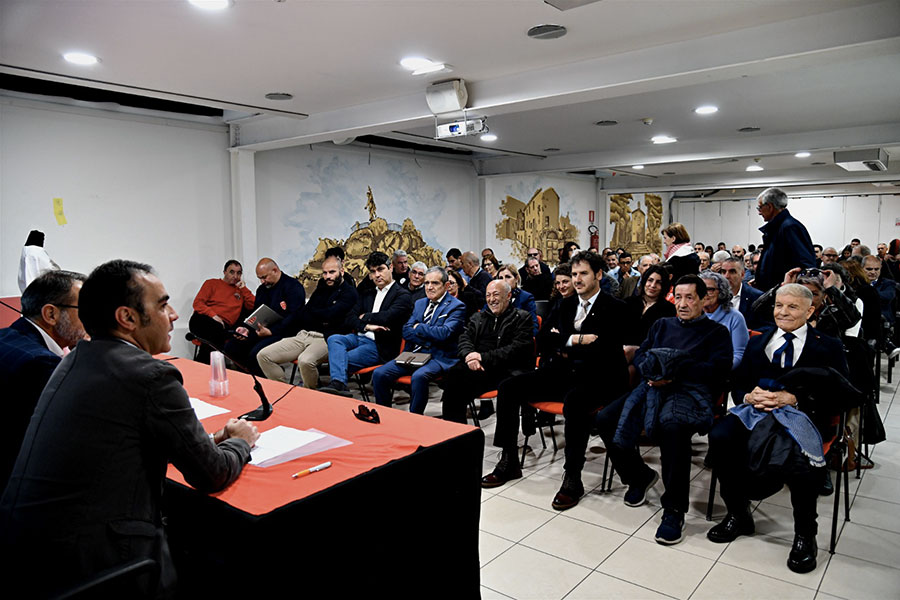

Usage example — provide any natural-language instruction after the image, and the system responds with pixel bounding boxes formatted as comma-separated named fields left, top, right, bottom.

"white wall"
left=678, top=194, right=900, bottom=251
left=0, top=99, right=232, bottom=357
left=254, top=144, right=480, bottom=276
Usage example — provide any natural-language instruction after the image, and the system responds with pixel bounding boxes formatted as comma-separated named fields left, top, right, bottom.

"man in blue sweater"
left=595, top=274, right=732, bottom=545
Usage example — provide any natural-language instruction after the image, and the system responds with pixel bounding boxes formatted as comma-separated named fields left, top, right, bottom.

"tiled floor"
left=387, top=358, right=900, bottom=600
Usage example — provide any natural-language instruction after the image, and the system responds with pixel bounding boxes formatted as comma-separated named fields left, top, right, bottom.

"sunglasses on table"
left=353, top=404, right=380, bottom=424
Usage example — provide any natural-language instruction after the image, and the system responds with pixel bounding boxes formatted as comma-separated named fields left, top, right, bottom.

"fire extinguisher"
left=589, top=224, right=599, bottom=251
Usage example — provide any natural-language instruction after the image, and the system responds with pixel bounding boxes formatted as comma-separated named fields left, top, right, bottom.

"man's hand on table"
left=214, top=418, right=260, bottom=447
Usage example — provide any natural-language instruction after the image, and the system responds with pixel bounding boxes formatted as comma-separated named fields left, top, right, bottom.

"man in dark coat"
left=755, top=187, right=816, bottom=291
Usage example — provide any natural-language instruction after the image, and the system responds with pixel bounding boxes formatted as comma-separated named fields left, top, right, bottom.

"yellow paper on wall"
left=53, top=197, right=67, bottom=225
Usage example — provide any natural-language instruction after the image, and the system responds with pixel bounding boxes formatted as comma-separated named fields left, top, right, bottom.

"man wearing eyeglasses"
left=0, top=270, right=87, bottom=490
left=518, top=247, right=551, bottom=282
left=755, top=188, right=816, bottom=292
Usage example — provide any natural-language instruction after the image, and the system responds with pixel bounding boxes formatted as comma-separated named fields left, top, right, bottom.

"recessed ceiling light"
left=543, top=147, right=560, bottom=152
left=694, top=105, right=718, bottom=115
left=811, top=161, right=827, bottom=165
left=399, top=57, right=448, bottom=75
left=738, top=126, right=761, bottom=133
left=527, top=24, right=568, bottom=40
left=651, top=135, right=677, bottom=144
left=746, top=165, right=764, bottom=172
left=265, top=92, right=294, bottom=101
left=480, top=133, right=498, bottom=142
left=632, top=165, right=645, bottom=170
left=63, top=52, right=99, bottom=66
left=595, top=120, right=618, bottom=127
left=795, top=151, right=811, bottom=158
left=188, top=0, right=231, bottom=9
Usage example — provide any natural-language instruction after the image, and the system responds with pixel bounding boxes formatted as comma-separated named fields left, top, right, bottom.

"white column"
left=229, top=148, right=257, bottom=266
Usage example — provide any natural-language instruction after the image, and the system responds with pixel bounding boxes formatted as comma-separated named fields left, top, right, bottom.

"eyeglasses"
left=527, top=253, right=539, bottom=257
left=352, top=404, right=380, bottom=424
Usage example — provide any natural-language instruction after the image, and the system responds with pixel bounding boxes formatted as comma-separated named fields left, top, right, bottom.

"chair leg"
left=601, top=453, right=612, bottom=492
left=520, top=435, right=530, bottom=468
left=289, top=363, right=298, bottom=385
left=707, top=469, right=718, bottom=521
left=354, top=373, right=371, bottom=403
left=831, top=466, right=842, bottom=554
left=469, top=400, right=480, bottom=427
left=547, top=424, right=557, bottom=452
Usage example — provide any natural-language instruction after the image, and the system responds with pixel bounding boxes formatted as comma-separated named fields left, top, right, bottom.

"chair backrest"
left=534, top=300, right=550, bottom=318
left=536, top=315, right=542, bottom=329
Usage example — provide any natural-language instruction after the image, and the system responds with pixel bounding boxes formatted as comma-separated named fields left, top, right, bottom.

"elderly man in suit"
left=321, top=251, right=413, bottom=396
left=0, top=270, right=86, bottom=490
left=461, top=251, right=493, bottom=295
left=716, top=257, right=766, bottom=329
left=372, top=267, right=465, bottom=414
left=706, top=283, right=850, bottom=574
left=1, top=260, right=258, bottom=597
left=482, top=251, right=629, bottom=511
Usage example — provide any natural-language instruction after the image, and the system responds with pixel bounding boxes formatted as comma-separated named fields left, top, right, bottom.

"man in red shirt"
left=189, top=260, right=255, bottom=362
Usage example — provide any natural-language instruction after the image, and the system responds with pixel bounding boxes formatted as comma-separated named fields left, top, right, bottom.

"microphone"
left=185, top=332, right=272, bottom=421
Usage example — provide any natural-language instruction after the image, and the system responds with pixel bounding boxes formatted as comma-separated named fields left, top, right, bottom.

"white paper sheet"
left=189, top=397, right=230, bottom=420
left=250, top=426, right=327, bottom=467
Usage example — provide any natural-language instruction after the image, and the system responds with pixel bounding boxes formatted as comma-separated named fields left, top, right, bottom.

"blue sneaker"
left=655, top=509, right=685, bottom=545
left=623, top=469, right=659, bottom=507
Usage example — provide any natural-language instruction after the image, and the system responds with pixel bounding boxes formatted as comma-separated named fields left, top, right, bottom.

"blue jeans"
left=372, top=359, right=446, bottom=414
left=327, top=334, right=381, bottom=384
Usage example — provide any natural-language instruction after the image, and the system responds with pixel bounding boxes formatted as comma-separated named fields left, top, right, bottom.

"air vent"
left=834, top=148, right=889, bottom=172
left=527, top=24, right=568, bottom=39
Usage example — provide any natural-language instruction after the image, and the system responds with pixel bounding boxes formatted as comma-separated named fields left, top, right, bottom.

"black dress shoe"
left=787, top=534, right=818, bottom=574
left=551, top=472, right=584, bottom=511
left=707, top=510, right=755, bottom=543
left=481, top=450, right=522, bottom=489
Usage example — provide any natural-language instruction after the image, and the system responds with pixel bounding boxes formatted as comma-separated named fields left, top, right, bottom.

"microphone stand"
left=185, top=332, right=272, bottom=421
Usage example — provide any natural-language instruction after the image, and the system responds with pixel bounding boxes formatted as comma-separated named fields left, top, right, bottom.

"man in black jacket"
left=257, top=255, right=358, bottom=387
left=482, top=251, right=630, bottom=512
left=322, top=251, right=412, bottom=395
left=440, top=280, right=535, bottom=424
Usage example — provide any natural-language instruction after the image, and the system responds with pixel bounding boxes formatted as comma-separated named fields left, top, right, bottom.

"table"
left=163, top=357, right=484, bottom=597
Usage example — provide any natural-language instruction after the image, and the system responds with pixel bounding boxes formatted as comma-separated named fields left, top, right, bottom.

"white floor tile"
left=480, top=585, right=516, bottom=599
left=479, top=495, right=556, bottom=543
left=845, top=496, right=900, bottom=534
left=561, top=489, right=660, bottom=535
left=479, top=531, right=516, bottom=567
left=819, top=553, right=900, bottom=600
left=717, top=534, right=828, bottom=589
left=633, top=510, right=728, bottom=561
left=596, top=537, right=714, bottom=599
left=565, top=571, right=673, bottom=600
left=833, top=522, right=900, bottom=569
left=479, top=544, right=591, bottom=600
left=520, top=514, right=628, bottom=569
left=855, top=472, right=900, bottom=503
left=497, top=473, right=565, bottom=510
left=751, top=502, right=837, bottom=550
left=691, top=562, right=816, bottom=599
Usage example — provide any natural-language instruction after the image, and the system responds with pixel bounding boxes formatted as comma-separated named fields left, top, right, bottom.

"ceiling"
left=2, top=0, right=899, bottom=190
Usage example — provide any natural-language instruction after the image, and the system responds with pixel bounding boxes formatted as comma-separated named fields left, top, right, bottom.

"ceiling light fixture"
left=399, top=57, right=449, bottom=76
left=632, top=165, right=645, bottom=170
left=595, top=120, right=618, bottom=127
left=543, top=147, right=560, bottom=152
left=527, top=24, right=568, bottom=40
left=480, top=133, right=498, bottom=142
left=63, top=52, right=99, bottom=66
left=265, top=92, right=294, bottom=101
left=188, top=0, right=232, bottom=9
left=694, top=105, right=718, bottom=115
left=794, top=151, right=811, bottom=158
left=746, top=164, right=764, bottom=172
left=651, top=135, right=677, bottom=144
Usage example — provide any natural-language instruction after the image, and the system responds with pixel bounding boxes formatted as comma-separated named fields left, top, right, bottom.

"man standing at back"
left=755, top=187, right=816, bottom=291
left=1, top=260, right=258, bottom=597
left=0, top=270, right=86, bottom=489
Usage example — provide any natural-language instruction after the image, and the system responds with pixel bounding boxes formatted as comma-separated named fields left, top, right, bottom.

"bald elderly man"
left=224, top=258, right=306, bottom=374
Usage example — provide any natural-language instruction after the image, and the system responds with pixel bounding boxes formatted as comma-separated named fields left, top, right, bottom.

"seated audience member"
left=521, top=256, right=553, bottom=301
left=391, top=249, right=411, bottom=287
left=609, top=251, right=640, bottom=283
left=694, top=242, right=705, bottom=254
left=462, top=251, right=493, bottom=295
left=519, top=247, right=552, bottom=281
left=481, top=255, right=500, bottom=279
left=718, top=257, right=766, bottom=330
left=0, top=270, right=86, bottom=490
left=744, top=251, right=761, bottom=284
left=224, top=258, right=306, bottom=373
left=446, top=247, right=470, bottom=283
left=711, top=249, right=732, bottom=266
left=447, top=268, right=482, bottom=319
left=706, top=284, right=851, bottom=573
left=841, top=258, right=882, bottom=344
left=595, top=275, right=732, bottom=545
left=372, top=267, right=465, bottom=414
left=0, top=260, right=258, bottom=598
left=605, top=251, right=619, bottom=273
left=866, top=255, right=900, bottom=332
left=496, top=265, right=539, bottom=336
left=407, top=261, right=428, bottom=301
left=481, top=248, right=495, bottom=260
left=717, top=242, right=727, bottom=251
left=441, top=280, right=535, bottom=424
left=623, top=265, right=675, bottom=347
left=558, top=241, right=581, bottom=266
left=482, top=251, right=629, bottom=512
left=189, top=259, right=255, bottom=362
left=813, top=244, right=824, bottom=267
left=256, top=255, right=358, bottom=386
left=697, top=251, right=711, bottom=272
left=547, top=262, right=575, bottom=314
left=732, top=245, right=745, bottom=261
left=321, top=252, right=413, bottom=396
left=700, top=270, right=750, bottom=369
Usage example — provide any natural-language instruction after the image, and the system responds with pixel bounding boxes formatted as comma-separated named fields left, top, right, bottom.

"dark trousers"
left=493, top=368, right=603, bottom=474
left=440, top=363, right=513, bottom=424
left=708, top=414, right=821, bottom=536
left=596, top=393, right=696, bottom=513
left=189, top=313, right=232, bottom=363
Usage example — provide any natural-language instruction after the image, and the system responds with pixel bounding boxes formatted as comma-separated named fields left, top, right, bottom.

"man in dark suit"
left=755, top=187, right=817, bottom=291
left=0, top=270, right=86, bottom=489
left=372, top=267, right=465, bottom=414
left=225, top=257, right=306, bottom=374
left=718, top=257, right=767, bottom=329
left=482, top=251, right=629, bottom=512
left=1, top=260, right=258, bottom=598
left=461, top=251, right=493, bottom=295
left=706, top=283, right=849, bottom=574
left=322, top=251, right=413, bottom=395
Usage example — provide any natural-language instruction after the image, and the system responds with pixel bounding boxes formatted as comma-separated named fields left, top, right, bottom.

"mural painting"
left=495, top=187, right=579, bottom=265
left=609, top=193, right=663, bottom=256
left=296, top=187, right=445, bottom=295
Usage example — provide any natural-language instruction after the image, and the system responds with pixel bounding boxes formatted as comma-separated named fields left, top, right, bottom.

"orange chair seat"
left=529, top=401, right=564, bottom=415
left=478, top=390, right=498, bottom=400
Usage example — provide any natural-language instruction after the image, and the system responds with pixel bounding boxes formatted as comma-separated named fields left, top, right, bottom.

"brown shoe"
left=481, top=450, right=522, bottom=489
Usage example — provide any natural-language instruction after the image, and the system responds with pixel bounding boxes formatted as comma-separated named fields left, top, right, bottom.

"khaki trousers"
left=256, top=330, right=328, bottom=387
